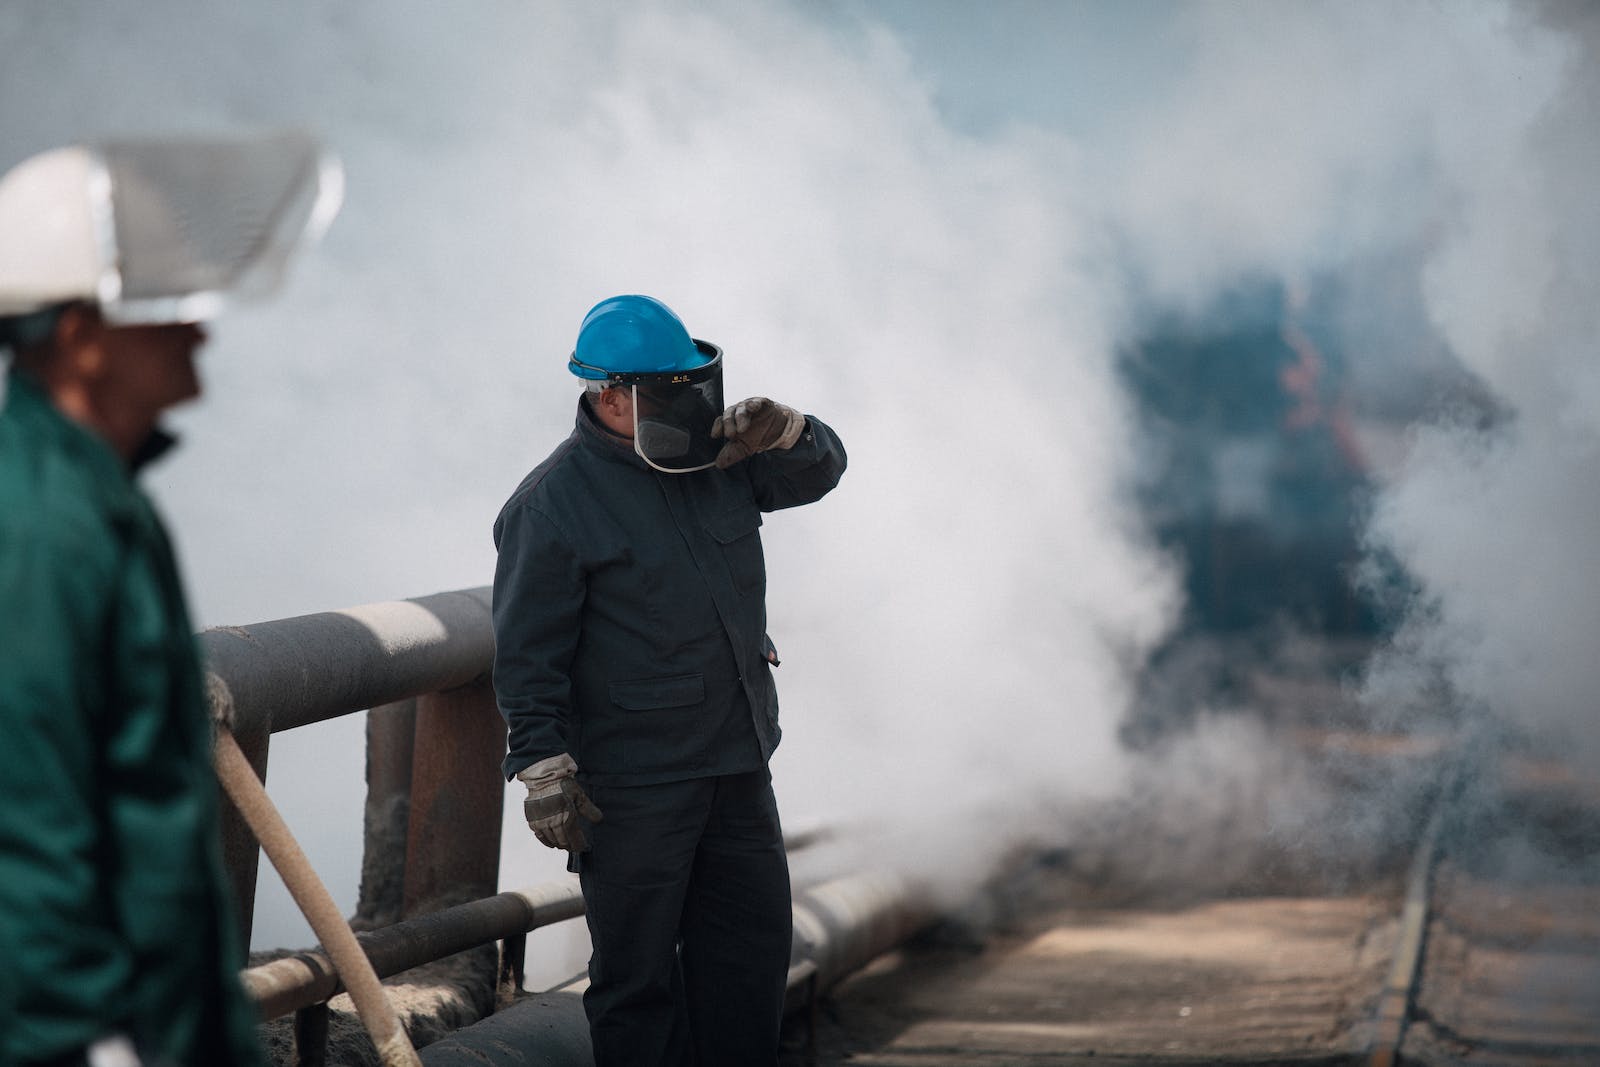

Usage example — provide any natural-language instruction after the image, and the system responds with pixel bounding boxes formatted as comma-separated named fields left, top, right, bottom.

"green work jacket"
left=0, top=373, right=263, bottom=1066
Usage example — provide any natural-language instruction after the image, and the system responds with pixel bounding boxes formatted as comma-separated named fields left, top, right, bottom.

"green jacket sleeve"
left=0, top=479, right=131, bottom=1060
left=101, top=509, right=265, bottom=1067
left=0, top=383, right=263, bottom=1066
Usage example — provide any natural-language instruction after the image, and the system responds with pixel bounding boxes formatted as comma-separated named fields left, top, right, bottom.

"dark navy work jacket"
left=492, top=398, right=846, bottom=786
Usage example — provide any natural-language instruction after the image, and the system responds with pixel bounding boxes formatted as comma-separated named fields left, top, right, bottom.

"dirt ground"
left=778, top=741, right=1600, bottom=1066
left=776, top=714, right=1443, bottom=1066
left=783, top=885, right=1400, bottom=1066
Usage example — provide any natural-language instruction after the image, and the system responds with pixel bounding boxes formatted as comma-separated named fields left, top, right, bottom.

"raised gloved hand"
left=516, top=753, right=603, bottom=851
left=711, top=397, right=806, bottom=469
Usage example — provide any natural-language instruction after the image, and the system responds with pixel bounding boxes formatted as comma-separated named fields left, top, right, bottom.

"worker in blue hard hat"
left=566, top=294, right=730, bottom=473
left=491, top=294, right=847, bottom=1066
left=0, top=131, right=341, bottom=1067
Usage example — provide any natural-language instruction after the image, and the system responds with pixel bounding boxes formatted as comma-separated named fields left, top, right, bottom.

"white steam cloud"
left=1, top=1, right=1174, bottom=949
left=1098, top=0, right=1600, bottom=766
left=1078, top=0, right=1600, bottom=886
left=1100, top=0, right=1600, bottom=885
left=5, top=0, right=1595, bottom=958
left=1361, top=2, right=1600, bottom=766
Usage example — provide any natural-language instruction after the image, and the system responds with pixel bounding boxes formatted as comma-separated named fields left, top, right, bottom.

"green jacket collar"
left=5, top=369, right=180, bottom=476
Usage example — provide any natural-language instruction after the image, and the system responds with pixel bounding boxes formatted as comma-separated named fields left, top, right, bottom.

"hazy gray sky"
left=845, top=0, right=1186, bottom=138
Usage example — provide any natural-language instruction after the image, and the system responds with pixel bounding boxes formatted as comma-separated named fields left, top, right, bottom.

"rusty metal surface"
left=357, top=699, right=416, bottom=928
left=403, top=682, right=505, bottom=915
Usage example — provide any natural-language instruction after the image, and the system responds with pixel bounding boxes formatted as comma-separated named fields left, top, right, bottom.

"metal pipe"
left=413, top=994, right=592, bottom=1067
left=292, top=1002, right=329, bottom=1067
left=215, top=730, right=422, bottom=1067
left=219, top=719, right=271, bottom=953
left=356, top=699, right=416, bottom=929
left=245, top=882, right=586, bottom=1021
left=403, top=682, right=505, bottom=916
left=789, top=869, right=928, bottom=998
left=202, top=587, right=494, bottom=737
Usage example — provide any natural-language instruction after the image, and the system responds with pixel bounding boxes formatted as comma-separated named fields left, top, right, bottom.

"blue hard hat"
left=569, top=295, right=715, bottom=381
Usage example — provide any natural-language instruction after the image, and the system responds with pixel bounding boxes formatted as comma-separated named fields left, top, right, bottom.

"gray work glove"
left=517, top=753, right=603, bottom=852
left=711, top=397, right=806, bottom=470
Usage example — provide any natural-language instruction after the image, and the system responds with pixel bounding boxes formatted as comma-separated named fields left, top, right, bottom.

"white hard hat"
left=0, top=130, right=342, bottom=323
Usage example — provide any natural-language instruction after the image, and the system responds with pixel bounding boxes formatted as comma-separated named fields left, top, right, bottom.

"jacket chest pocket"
left=705, top=506, right=765, bottom=594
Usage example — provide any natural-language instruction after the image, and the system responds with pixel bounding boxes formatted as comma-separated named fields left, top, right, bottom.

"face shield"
left=577, top=341, right=723, bottom=473
left=631, top=341, right=723, bottom=473
left=632, top=375, right=723, bottom=472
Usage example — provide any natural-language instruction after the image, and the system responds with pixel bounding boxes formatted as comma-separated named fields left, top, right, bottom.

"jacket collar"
left=574, top=394, right=651, bottom=470
left=5, top=368, right=179, bottom=477
left=129, top=426, right=179, bottom=473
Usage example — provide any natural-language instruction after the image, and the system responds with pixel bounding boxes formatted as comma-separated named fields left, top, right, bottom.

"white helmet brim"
left=0, top=130, right=342, bottom=323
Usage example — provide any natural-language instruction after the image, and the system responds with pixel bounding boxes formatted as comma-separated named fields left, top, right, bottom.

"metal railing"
left=206, top=586, right=519, bottom=1066
left=205, top=586, right=504, bottom=942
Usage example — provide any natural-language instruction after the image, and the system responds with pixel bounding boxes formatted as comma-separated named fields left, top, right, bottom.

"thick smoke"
left=1361, top=3, right=1600, bottom=769
left=1057, top=0, right=1599, bottom=894
left=856, top=0, right=1600, bottom=902
left=1094, top=0, right=1599, bottom=890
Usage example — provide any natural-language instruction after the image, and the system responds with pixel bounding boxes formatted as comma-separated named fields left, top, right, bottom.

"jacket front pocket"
left=598, top=673, right=710, bottom=775
left=608, top=673, right=706, bottom=711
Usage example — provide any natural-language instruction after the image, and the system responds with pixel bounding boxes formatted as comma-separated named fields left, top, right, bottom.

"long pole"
left=215, top=729, right=422, bottom=1067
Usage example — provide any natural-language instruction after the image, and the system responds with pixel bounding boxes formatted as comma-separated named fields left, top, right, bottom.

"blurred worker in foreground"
left=492, top=295, right=847, bottom=1065
left=0, top=132, right=341, bottom=1067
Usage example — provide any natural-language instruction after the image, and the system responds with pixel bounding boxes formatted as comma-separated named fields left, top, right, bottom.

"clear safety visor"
left=626, top=345, right=724, bottom=473
left=96, top=131, right=343, bottom=324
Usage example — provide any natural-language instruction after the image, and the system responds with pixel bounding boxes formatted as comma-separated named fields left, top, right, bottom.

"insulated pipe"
left=201, top=586, right=494, bottom=738
left=215, top=730, right=423, bottom=1067
left=416, top=869, right=932, bottom=1066
left=413, top=994, right=592, bottom=1067
left=789, top=870, right=927, bottom=993
left=243, top=881, right=586, bottom=1021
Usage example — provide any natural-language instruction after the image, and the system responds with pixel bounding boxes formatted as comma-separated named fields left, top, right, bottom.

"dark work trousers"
left=577, top=769, right=792, bottom=1067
